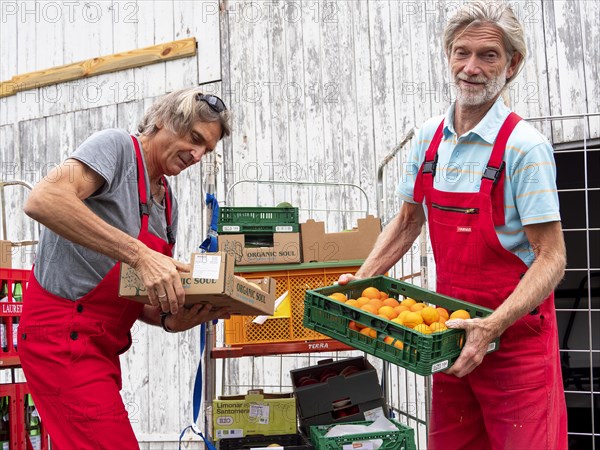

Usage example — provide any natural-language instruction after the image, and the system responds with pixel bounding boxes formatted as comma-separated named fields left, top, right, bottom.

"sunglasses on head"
left=196, top=93, right=227, bottom=113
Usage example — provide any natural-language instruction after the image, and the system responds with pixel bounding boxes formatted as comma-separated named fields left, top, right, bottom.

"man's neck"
left=453, top=97, right=498, bottom=137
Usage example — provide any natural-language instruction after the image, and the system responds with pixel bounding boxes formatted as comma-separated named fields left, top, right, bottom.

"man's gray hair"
left=137, top=87, right=231, bottom=138
left=443, top=1, right=527, bottom=83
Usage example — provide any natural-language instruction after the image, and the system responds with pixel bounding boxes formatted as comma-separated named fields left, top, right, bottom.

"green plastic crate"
left=309, top=419, right=416, bottom=450
left=303, top=275, right=499, bottom=376
left=218, top=207, right=299, bottom=234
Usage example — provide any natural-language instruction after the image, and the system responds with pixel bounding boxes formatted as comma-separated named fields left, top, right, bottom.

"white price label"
left=249, top=403, right=270, bottom=424
left=342, top=443, right=374, bottom=450
left=192, top=254, right=221, bottom=279
left=431, top=360, right=449, bottom=373
left=275, top=225, right=293, bottom=232
left=363, top=406, right=385, bottom=422
left=222, top=225, right=240, bottom=232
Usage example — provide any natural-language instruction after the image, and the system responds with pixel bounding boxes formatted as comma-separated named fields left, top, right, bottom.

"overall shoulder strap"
left=480, top=112, right=522, bottom=226
left=130, top=136, right=150, bottom=230
left=413, top=119, right=445, bottom=203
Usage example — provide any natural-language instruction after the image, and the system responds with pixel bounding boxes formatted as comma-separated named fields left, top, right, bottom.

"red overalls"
left=414, top=113, right=568, bottom=450
left=18, top=136, right=174, bottom=450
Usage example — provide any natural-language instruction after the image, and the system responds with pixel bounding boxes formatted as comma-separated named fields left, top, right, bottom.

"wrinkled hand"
left=338, top=273, right=362, bottom=285
left=164, top=304, right=231, bottom=333
left=132, top=246, right=191, bottom=314
left=444, top=317, right=497, bottom=377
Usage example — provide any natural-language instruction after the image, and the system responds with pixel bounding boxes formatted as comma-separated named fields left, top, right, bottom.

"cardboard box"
left=118, top=252, right=276, bottom=316
left=219, top=232, right=301, bottom=265
left=1, top=241, right=11, bottom=269
left=290, top=357, right=388, bottom=432
left=300, top=216, right=381, bottom=263
left=212, top=390, right=297, bottom=441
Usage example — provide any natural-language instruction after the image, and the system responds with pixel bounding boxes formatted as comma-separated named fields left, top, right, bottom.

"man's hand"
left=164, top=304, right=231, bottom=333
left=337, top=273, right=361, bottom=285
left=132, top=247, right=191, bottom=315
left=444, top=317, right=498, bottom=377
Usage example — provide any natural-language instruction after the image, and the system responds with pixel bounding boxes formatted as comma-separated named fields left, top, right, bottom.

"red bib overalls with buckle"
left=414, top=113, right=567, bottom=450
left=18, top=136, right=174, bottom=450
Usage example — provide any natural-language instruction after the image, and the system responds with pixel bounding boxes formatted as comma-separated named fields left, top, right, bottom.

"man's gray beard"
left=455, top=70, right=507, bottom=107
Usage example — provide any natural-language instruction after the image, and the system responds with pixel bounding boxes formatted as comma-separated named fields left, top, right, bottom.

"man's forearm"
left=487, top=222, right=566, bottom=337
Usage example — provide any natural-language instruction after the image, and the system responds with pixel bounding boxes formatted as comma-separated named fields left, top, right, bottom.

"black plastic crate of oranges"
left=303, top=275, right=499, bottom=376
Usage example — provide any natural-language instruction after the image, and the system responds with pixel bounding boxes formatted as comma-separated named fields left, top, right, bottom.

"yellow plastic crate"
left=225, top=262, right=362, bottom=345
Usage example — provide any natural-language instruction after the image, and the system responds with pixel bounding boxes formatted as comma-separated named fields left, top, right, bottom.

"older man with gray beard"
left=339, top=1, right=567, bottom=449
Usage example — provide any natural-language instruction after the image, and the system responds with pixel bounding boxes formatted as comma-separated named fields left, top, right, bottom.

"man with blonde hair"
left=340, top=2, right=567, bottom=448
left=19, top=88, right=232, bottom=448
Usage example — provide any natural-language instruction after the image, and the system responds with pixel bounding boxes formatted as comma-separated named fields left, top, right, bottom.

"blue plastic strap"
left=179, top=323, right=217, bottom=450
left=199, top=194, right=220, bottom=253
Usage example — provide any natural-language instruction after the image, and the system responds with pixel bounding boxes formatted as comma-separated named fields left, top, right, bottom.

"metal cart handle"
left=225, top=180, right=371, bottom=216
left=0, top=180, right=39, bottom=247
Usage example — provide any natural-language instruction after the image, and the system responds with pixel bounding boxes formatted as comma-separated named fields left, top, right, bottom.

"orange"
left=382, top=298, right=400, bottom=308
left=396, top=310, right=411, bottom=325
left=328, top=292, right=347, bottom=302
left=403, top=312, right=424, bottom=328
left=430, top=322, right=448, bottom=333
left=356, top=297, right=371, bottom=307
left=410, top=302, right=426, bottom=312
left=378, top=306, right=398, bottom=320
left=383, top=336, right=404, bottom=350
left=345, top=299, right=359, bottom=307
left=438, top=316, right=447, bottom=325
left=360, top=304, right=378, bottom=315
left=349, top=320, right=365, bottom=330
left=361, top=287, right=380, bottom=299
left=394, top=305, right=409, bottom=315
left=421, top=306, right=440, bottom=325
left=379, top=291, right=389, bottom=300
left=400, top=297, right=417, bottom=308
left=436, top=307, right=450, bottom=320
left=360, top=327, right=377, bottom=338
left=449, top=309, right=471, bottom=320
left=391, top=317, right=403, bottom=326
left=414, top=323, right=432, bottom=334
left=368, top=299, right=384, bottom=311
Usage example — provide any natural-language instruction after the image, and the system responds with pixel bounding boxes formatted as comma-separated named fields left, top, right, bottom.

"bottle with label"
left=0, top=396, right=9, bottom=450
left=12, top=281, right=22, bottom=351
left=25, top=394, right=41, bottom=450
left=0, top=281, right=8, bottom=352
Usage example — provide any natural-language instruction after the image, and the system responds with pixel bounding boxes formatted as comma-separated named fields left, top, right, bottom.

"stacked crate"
left=217, top=206, right=302, bottom=265
left=0, top=268, right=50, bottom=450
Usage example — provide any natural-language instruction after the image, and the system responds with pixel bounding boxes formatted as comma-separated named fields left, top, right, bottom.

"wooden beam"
left=0, top=38, right=197, bottom=98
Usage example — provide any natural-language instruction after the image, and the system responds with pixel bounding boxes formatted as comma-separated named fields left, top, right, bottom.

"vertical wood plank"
left=301, top=0, right=325, bottom=220
left=352, top=1, right=376, bottom=218
left=169, top=0, right=199, bottom=91
left=580, top=0, right=600, bottom=138
left=320, top=1, right=343, bottom=231
left=196, top=0, right=222, bottom=84
left=336, top=2, right=361, bottom=227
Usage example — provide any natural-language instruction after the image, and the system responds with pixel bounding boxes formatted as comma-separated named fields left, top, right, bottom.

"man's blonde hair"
left=443, top=1, right=527, bottom=83
left=137, top=88, right=231, bottom=138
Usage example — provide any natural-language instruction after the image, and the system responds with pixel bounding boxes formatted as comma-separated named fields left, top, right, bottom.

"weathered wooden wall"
left=1, top=0, right=598, bottom=448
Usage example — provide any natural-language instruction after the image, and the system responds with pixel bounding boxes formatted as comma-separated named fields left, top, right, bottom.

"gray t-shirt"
left=34, top=128, right=179, bottom=300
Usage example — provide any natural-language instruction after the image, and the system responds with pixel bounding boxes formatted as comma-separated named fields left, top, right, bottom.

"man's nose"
left=191, top=147, right=205, bottom=162
left=462, top=55, right=482, bottom=76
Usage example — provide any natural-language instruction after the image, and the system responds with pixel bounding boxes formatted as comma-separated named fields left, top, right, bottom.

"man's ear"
left=506, top=52, right=523, bottom=80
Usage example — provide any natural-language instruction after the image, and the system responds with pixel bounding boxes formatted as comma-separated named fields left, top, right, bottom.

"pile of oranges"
left=327, top=286, right=471, bottom=349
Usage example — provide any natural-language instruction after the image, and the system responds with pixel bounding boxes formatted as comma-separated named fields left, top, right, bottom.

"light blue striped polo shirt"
left=397, top=98, right=561, bottom=267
